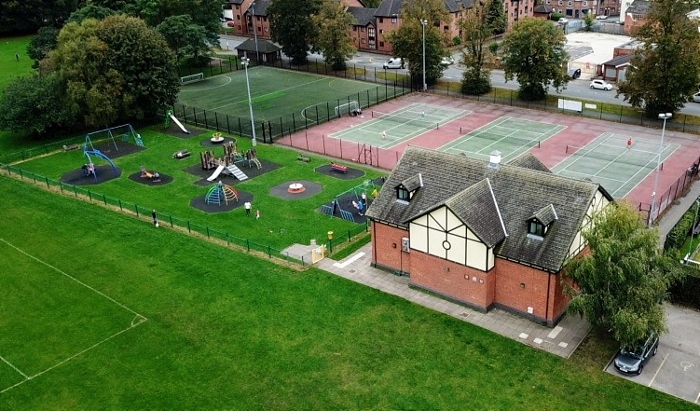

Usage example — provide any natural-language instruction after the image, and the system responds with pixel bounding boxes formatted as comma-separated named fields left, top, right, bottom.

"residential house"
left=365, top=146, right=613, bottom=326
left=624, top=0, right=650, bottom=35
left=541, top=0, right=614, bottom=20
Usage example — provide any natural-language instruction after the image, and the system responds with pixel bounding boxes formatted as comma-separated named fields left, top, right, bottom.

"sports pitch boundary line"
left=0, top=238, right=148, bottom=393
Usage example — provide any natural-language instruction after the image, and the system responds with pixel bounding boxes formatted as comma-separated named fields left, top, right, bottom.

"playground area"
left=278, top=93, right=700, bottom=223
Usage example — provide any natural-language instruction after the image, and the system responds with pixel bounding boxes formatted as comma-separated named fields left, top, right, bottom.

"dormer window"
left=396, top=173, right=423, bottom=204
left=528, top=220, right=547, bottom=236
left=397, top=187, right=410, bottom=201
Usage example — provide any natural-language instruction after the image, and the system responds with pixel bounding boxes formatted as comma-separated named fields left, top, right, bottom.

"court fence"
left=0, top=163, right=370, bottom=266
left=641, top=158, right=700, bottom=225
left=171, top=80, right=411, bottom=144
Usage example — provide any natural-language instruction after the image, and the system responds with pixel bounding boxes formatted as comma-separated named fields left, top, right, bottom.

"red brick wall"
left=371, top=223, right=410, bottom=273
left=410, top=250, right=495, bottom=309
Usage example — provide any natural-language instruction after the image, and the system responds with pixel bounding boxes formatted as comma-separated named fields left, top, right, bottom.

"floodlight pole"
left=252, top=2, right=259, bottom=62
left=242, top=53, right=257, bottom=147
left=649, top=112, right=672, bottom=227
left=421, top=19, right=427, bottom=92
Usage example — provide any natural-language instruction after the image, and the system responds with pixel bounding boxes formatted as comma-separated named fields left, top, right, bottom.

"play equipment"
left=331, top=163, right=348, bottom=173
left=205, top=181, right=239, bottom=206
left=206, top=165, right=226, bottom=181
left=85, top=124, right=143, bottom=151
left=166, top=109, right=190, bottom=134
left=336, top=179, right=380, bottom=201
left=140, top=166, right=161, bottom=182
left=321, top=199, right=355, bottom=222
left=173, top=150, right=191, bottom=159
left=83, top=149, right=118, bottom=182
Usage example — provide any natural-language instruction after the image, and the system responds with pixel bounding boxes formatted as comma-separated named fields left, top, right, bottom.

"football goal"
left=334, top=100, right=360, bottom=117
left=180, top=73, right=205, bottom=85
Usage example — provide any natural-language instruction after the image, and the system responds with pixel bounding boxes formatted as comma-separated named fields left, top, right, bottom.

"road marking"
left=333, top=252, right=365, bottom=269
left=547, top=326, right=563, bottom=339
left=648, top=352, right=669, bottom=387
left=681, top=361, right=695, bottom=371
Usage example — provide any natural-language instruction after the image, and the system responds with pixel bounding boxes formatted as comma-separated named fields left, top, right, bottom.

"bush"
left=452, top=36, right=462, bottom=46
left=551, top=12, right=564, bottom=21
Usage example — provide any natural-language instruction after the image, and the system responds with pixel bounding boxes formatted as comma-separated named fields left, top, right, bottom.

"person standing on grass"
left=15, top=53, right=19, bottom=62
left=152, top=209, right=158, bottom=226
left=244, top=201, right=251, bottom=216
left=256, top=210, right=260, bottom=220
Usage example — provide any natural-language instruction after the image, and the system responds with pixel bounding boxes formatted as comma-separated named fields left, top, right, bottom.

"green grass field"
left=0, top=36, right=37, bottom=152
left=0, top=178, right=694, bottom=410
left=176, top=66, right=407, bottom=124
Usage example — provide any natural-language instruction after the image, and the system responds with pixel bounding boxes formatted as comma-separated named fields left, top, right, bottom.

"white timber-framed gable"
left=409, top=206, right=494, bottom=271
left=567, top=189, right=612, bottom=258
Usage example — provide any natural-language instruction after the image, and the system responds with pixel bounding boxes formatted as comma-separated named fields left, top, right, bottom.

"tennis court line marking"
left=0, top=238, right=148, bottom=394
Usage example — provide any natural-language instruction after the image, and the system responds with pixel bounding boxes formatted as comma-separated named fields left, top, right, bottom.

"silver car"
left=613, top=332, right=659, bottom=375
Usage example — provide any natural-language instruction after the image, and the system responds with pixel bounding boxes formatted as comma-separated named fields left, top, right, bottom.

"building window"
left=353, top=27, right=357, bottom=31
left=379, top=29, right=383, bottom=34
left=361, top=38, right=366, bottom=44
left=583, top=1, right=587, bottom=5
left=379, top=41, right=384, bottom=47
left=369, top=27, right=375, bottom=37
left=361, top=27, right=365, bottom=32
left=392, top=16, right=397, bottom=23
left=379, top=17, right=383, bottom=23
left=528, top=221, right=545, bottom=236
left=568, top=1, right=572, bottom=5
left=397, top=187, right=410, bottom=201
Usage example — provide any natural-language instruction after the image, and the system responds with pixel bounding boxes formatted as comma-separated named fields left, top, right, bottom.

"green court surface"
left=552, top=133, right=679, bottom=198
left=0, top=239, right=145, bottom=392
left=329, top=104, right=468, bottom=148
left=176, top=66, right=406, bottom=124
left=440, top=117, right=565, bottom=161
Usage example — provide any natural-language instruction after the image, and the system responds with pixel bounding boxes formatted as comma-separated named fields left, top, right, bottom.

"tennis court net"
left=566, top=145, right=660, bottom=169
left=372, top=111, right=439, bottom=129
left=467, top=129, right=540, bottom=148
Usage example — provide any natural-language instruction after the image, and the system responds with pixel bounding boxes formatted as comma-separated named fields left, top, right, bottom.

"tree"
left=563, top=202, right=687, bottom=349
left=0, top=74, right=74, bottom=134
left=616, top=0, right=700, bottom=117
left=27, top=26, right=60, bottom=68
left=460, top=0, right=497, bottom=95
left=67, top=4, right=117, bottom=24
left=501, top=17, right=568, bottom=100
left=583, top=11, right=595, bottom=31
left=486, top=0, right=507, bottom=35
left=386, top=0, right=448, bottom=89
left=0, top=0, right=83, bottom=34
left=157, top=15, right=209, bottom=63
left=312, top=0, right=357, bottom=71
left=268, top=0, right=322, bottom=64
left=47, top=15, right=179, bottom=127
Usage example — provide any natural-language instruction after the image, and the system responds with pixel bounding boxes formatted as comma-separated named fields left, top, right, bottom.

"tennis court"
left=176, top=66, right=406, bottom=123
left=329, top=104, right=468, bottom=148
left=440, top=117, right=565, bottom=161
left=552, top=133, right=679, bottom=198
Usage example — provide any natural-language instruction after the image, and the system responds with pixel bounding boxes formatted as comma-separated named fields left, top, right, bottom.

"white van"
left=383, top=58, right=405, bottom=69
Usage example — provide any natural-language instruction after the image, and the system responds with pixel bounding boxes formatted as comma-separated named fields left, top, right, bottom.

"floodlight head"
left=658, top=113, right=672, bottom=120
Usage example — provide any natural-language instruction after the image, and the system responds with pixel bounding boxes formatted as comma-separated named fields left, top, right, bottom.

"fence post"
left=187, top=221, right=191, bottom=233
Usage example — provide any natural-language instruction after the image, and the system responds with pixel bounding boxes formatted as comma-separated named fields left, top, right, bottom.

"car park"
left=590, top=79, right=613, bottom=91
left=382, top=58, right=405, bottom=69
left=613, top=332, right=659, bottom=375
left=440, top=56, right=455, bottom=66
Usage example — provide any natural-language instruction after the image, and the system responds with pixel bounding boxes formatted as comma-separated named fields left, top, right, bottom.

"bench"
left=331, top=163, right=348, bottom=173
left=173, top=150, right=191, bottom=159
left=63, top=144, right=80, bottom=151
left=297, top=155, right=311, bottom=163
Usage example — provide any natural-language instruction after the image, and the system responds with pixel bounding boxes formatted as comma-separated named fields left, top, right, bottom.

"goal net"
left=180, top=73, right=205, bottom=85
left=335, top=100, right=360, bottom=117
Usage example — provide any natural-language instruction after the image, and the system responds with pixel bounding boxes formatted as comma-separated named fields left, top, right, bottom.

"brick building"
left=365, top=147, right=612, bottom=326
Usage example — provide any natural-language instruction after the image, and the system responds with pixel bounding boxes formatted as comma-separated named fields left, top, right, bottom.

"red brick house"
left=365, top=147, right=612, bottom=326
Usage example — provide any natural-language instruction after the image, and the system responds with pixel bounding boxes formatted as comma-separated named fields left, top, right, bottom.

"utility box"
left=401, top=237, right=410, bottom=252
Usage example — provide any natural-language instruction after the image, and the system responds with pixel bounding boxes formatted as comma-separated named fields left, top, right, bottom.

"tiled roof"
left=603, top=54, right=632, bottom=67
left=505, top=152, right=552, bottom=173
left=375, top=0, right=403, bottom=17
left=247, top=0, right=271, bottom=16
left=366, top=146, right=612, bottom=272
left=534, top=5, right=555, bottom=13
left=445, top=0, right=474, bottom=13
left=531, top=204, right=558, bottom=226
left=348, top=7, right=377, bottom=26
left=237, top=38, right=281, bottom=53
left=627, top=0, right=651, bottom=15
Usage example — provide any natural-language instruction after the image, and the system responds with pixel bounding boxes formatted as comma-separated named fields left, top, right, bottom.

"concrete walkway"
left=314, top=180, right=700, bottom=359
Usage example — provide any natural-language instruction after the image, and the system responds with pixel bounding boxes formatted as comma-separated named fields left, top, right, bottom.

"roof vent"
left=488, top=150, right=502, bottom=169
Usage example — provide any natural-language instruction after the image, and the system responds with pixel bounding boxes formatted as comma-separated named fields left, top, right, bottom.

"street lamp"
left=251, top=2, right=259, bottom=62
left=242, top=53, right=257, bottom=146
left=649, top=112, right=672, bottom=226
left=421, top=19, right=427, bottom=92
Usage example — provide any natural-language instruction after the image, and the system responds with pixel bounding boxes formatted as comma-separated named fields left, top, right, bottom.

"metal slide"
left=169, top=114, right=190, bottom=134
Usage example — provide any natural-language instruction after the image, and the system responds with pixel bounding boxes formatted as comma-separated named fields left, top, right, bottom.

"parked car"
left=590, top=79, right=613, bottom=91
left=558, top=18, right=569, bottom=24
left=613, top=332, right=659, bottom=375
left=567, top=68, right=581, bottom=80
left=596, top=15, right=608, bottom=20
left=440, top=56, right=455, bottom=66
left=383, top=58, right=405, bottom=69
left=693, top=91, right=700, bottom=103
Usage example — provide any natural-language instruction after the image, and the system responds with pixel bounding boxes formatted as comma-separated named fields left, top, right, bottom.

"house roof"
left=603, top=54, right=632, bottom=67
left=365, top=146, right=613, bottom=272
left=348, top=6, right=377, bottom=26
left=534, top=5, right=555, bottom=13
left=246, top=0, right=271, bottom=16
left=375, top=0, right=403, bottom=17
left=236, top=38, right=281, bottom=53
left=627, top=0, right=651, bottom=15
left=444, top=0, right=474, bottom=13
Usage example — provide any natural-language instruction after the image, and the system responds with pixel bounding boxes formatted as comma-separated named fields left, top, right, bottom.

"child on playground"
left=256, top=210, right=260, bottom=220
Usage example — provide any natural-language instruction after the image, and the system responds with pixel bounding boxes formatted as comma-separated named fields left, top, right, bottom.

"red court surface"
left=276, top=93, right=700, bottom=222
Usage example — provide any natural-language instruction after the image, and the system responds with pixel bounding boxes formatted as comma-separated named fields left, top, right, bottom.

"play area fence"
left=170, top=80, right=410, bottom=143
left=0, top=164, right=370, bottom=266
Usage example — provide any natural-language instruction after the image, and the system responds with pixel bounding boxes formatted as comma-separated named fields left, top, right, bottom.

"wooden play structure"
left=205, top=181, right=239, bottom=206
left=140, top=166, right=161, bottom=182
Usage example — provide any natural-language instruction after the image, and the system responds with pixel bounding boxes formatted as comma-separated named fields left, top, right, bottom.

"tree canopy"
left=563, top=202, right=687, bottom=349
left=313, top=0, right=357, bottom=71
left=386, top=0, right=448, bottom=89
left=268, top=0, right=322, bottom=64
left=157, top=15, right=210, bottom=63
left=0, top=0, right=83, bottom=34
left=0, top=74, right=73, bottom=134
left=616, top=0, right=700, bottom=117
left=460, top=0, right=498, bottom=95
left=501, top=17, right=568, bottom=100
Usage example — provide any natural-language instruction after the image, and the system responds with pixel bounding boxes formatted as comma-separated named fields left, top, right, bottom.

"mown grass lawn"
left=0, top=177, right=694, bottom=410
